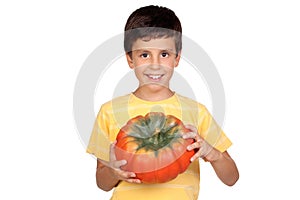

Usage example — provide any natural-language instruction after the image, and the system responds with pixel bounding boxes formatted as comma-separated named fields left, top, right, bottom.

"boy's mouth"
left=145, top=74, right=164, bottom=81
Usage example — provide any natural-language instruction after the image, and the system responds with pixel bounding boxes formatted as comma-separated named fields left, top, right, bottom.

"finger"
left=112, top=159, right=127, bottom=169
left=182, top=131, right=197, bottom=139
left=183, top=132, right=201, bottom=142
left=190, top=150, right=203, bottom=162
left=190, top=145, right=210, bottom=162
left=125, top=178, right=141, bottom=184
left=184, top=124, right=203, bottom=141
left=109, top=141, right=117, bottom=161
left=116, top=169, right=136, bottom=178
left=115, top=170, right=139, bottom=183
left=187, top=140, right=201, bottom=151
left=184, top=124, right=198, bottom=132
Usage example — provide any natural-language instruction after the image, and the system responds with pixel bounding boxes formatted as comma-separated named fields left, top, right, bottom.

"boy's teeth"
left=148, top=75, right=162, bottom=79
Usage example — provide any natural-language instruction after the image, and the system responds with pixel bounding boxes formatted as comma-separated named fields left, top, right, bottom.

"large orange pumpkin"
left=115, top=112, right=195, bottom=183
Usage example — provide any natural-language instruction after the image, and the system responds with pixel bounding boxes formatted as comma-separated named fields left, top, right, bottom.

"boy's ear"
left=126, top=53, right=134, bottom=69
left=174, top=51, right=182, bottom=67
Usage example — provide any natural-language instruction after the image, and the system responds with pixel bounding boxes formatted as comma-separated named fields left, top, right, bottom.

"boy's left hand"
left=183, top=124, right=222, bottom=162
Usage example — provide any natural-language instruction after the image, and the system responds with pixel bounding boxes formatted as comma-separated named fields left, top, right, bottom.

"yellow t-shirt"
left=87, top=93, right=232, bottom=200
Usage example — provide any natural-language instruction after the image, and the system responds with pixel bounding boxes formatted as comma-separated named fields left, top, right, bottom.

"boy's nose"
left=148, top=56, right=162, bottom=69
left=148, top=63, right=161, bottom=70
left=150, top=55, right=161, bottom=66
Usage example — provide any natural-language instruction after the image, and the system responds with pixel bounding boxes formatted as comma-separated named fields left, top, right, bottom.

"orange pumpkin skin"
left=115, top=112, right=195, bottom=183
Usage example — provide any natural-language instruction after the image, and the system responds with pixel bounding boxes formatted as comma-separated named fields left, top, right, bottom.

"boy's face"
left=126, top=37, right=181, bottom=91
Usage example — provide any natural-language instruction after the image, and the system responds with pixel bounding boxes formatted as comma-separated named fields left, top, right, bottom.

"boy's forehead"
left=131, top=37, right=176, bottom=52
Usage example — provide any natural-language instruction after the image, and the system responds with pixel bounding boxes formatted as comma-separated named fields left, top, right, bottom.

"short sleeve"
left=86, top=105, right=112, bottom=161
left=198, top=105, right=232, bottom=152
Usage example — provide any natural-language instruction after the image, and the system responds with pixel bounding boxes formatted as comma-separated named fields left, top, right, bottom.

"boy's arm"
left=95, top=142, right=141, bottom=191
left=96, top=160, right=120, bottom=191
left=209, top=150, right=239, bottom=186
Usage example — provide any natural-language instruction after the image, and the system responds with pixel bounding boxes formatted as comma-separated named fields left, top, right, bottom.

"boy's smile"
left=126, top=37, right=181, bottom=96
left=145, top=73, right=164, bottom=81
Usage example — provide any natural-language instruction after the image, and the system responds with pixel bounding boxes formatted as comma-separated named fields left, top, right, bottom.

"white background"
left=1, top=0, right=299, bottom=199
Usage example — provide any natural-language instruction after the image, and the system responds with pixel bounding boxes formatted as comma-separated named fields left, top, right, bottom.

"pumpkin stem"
left=135, top=125, right=181, bottom=152
left=154, top=128, right=160, bottom=135
left=153, top=128, right=161, bottom=145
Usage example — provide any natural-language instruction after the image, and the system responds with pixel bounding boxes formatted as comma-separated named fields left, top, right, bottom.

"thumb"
left=184, top=124, right=197, bottom=133
left=110, top=141, right=128, bottom=169
left=112, top=159, right=127, bottom=169
left=109, top=141, right=117, bottom=161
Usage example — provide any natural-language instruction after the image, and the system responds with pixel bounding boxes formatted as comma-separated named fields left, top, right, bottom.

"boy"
left=87, top=5, right=239, bottom=200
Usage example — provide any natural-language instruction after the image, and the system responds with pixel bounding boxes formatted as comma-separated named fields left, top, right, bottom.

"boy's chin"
left=139, top=83, right=169, bottom=91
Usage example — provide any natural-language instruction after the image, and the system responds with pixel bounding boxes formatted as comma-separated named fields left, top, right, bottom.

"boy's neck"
left=133, top=86, right=175, bottom=101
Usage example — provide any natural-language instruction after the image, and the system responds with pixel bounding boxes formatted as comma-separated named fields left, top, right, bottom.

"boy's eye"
left=161, top=52, right=169, bottom=58
left=141, top=53, right=149, bottom=58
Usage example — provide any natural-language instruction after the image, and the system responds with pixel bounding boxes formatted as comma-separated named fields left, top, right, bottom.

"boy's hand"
left=98, top=142, right=141, bottom=184
left=183, top=124, right=222, bottom=162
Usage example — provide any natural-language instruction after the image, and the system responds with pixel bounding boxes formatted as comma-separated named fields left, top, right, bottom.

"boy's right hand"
left=98, top=141, right=141, bottom=184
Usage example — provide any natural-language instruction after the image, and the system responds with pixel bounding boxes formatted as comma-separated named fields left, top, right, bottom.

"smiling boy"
left=87, top=5, right=239, bottom=200
left=128, top=36, right=180, bottom=101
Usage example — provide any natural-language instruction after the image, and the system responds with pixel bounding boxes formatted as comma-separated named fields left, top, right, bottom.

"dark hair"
left=124, top=5, right=182, bottom=55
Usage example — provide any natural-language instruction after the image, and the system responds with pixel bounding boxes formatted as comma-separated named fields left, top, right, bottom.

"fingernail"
left=121, top=160, right=127, bottom=165
left=133, top=179, right=141, bottom=184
